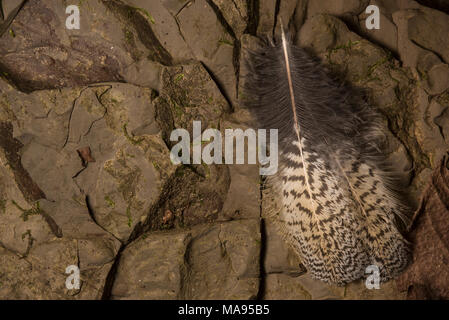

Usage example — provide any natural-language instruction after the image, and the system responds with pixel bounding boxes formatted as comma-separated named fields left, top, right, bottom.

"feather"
left=244, top=26, right=411, bottom=285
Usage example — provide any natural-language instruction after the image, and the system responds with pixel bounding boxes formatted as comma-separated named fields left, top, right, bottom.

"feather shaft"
left=280, top=25, right=316, bottom=210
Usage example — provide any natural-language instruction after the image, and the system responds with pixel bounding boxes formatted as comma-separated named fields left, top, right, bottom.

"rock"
left=211, top=0, right=248, bottom=38
left=116, top=0, right=194, bottom=63
left=264, top=274, right=311, bottom=299
left=155, top=62, right=230, bottom=139
left=358, top=0, right=399, bottom=54
left=411, top=89, right=448, bottom=169
left=0, top=147, right=120, bottom=299
left=295, top=274, right=341, bottom=300
left=0, top=0, right=195, bottom=92
left=0, top=240, right=78, bottom=299
left=177, top=0, right=238, bottom=107
left=434, top=101, right=449, bottom=145
left=342, top=279, right=406, bottom=300
left=238, top=34, right=264, bottom=111
left=257, top=0, right=276, bottom=37
left=37, top=199, right=122, bottom=299
left=408, top=6, right=449, bottom=64
left=160, top=0, right=191, bottom=16
left=1, top=81, right=176, bottom=241
left=0, top=1, right=127, bottom=91
left=392, top=7, right=423, bottom=69
left=416, top=0, right=449, bottom=14
left=111, top=219, right=261, bottom=299
left=21, top=141, right=83, bottom=202
left=307, top=0, right=369, bottom=17
left=219, top=113, right=261, bottom=220
left=83, top=137, right=167, bottom=241
left=121, top=60, right=163, bottom=90
left=274, top=0, right=299, bottom=37
left=145, top=164, right=231, bottom=230
left=296, top=274, right=405, bottom=300
left=397, top=158, right=449, bottom=299
left=0, top=0, right=26, bottom=39
left=219, top=163, right=260, bottom=220
left=2, top=0, right=24, bottom=18
left=0, top=147, right=54, bottom=256
left=416, top=51, right=449, bottom=95
left=0, top=118, right=47, bottom=203
left=293, top=0, right=308, bottom=33
left=262, top=219, right=304, bottom=276
left=298, top=14, right=360, bottom=54
left=68, top=84, right=175, bottom=241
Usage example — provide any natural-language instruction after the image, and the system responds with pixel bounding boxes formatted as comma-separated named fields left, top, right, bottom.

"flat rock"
left=111, top=219, right=261, bottom=299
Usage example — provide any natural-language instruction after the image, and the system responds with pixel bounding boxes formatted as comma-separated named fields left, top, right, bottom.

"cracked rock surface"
left=0, top=0, right=448, bottom=299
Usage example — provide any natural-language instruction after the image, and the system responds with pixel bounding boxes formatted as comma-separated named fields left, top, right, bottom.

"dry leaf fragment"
left=77, top=146, right=96, bottom=167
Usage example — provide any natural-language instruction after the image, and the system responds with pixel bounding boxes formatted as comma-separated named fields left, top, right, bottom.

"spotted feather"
left=244, top=27, right=411, bottom=285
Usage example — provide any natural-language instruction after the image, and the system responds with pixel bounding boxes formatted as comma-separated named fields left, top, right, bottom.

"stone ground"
left=0, top=0, right=448, bottom=299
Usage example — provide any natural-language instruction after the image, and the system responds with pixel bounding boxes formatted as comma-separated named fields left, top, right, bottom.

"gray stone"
left=156, top=62, right=231, bottom=137
left=211, top=0, right=248, bottom=38
left=342, top=279, right=406, bottom=300
left=177, top=0, right=238, bottom=106
left=408, top=6, right=449, bottom=64
left=257, top=0, right=277, bottom=37
left=0, top=1, right=129, bottom=91
left=307, top=0, right=369, bottom=18
left=359, top=0, right=399, bottom=54
left=120, top=0, right=195, bottom=63
left=264, top=273, right=311, bottom=300
left=417, top=51, right=449, bottom=95
left=111, top=219, right=261, bottom=299
left=219, top=114, right=261, bottom=220
left=0, top=147, right=119, bottom=299
left=274, top=0, right=299, bottom=37
left=262, top=219, right=304, bottom=276
left=296, top=273, right=341, bottom=300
